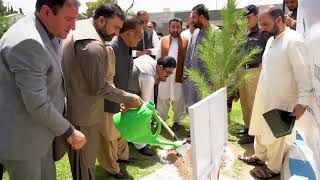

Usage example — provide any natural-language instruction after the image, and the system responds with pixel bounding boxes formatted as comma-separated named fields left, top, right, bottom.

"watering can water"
left=113, top=101, right=184, bottom=148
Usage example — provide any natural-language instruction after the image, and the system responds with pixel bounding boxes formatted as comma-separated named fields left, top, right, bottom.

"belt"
left=243, top=63, right=260, bottom=69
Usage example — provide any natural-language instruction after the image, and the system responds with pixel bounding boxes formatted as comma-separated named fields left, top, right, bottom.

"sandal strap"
left=254, top=167, right=278, bottom=178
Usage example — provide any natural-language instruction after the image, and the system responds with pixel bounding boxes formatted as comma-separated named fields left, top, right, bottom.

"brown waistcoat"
left=161, top=35, right=188, bottom=83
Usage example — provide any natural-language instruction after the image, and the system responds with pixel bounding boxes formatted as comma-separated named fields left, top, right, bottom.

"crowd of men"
left=0, top=0, right=312, bottom=179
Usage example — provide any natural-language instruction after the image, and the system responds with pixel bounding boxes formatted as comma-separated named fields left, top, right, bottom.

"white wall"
left=297, top=0, right=320, bottom=175
left=189, top=88, right=228, bottom=180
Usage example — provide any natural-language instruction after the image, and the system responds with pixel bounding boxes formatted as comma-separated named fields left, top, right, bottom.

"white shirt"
left=181, top=29, right=193, bottom=41
left=249, top=27, right=312, bottom=145
left=155, top=36, right=183, bottom=100
left=134, top=55, right=157, bottom=102
left=139, top=74, right=155, bottom=102
left=132, top=30, right=160, bottom=57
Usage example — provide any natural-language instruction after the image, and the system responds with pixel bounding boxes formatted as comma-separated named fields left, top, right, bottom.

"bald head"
left=260, top=6, right=285, bottom=23
left=258, top=6, right=285, bottom=37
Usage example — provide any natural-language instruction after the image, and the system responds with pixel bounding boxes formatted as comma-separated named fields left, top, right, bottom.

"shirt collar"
left=249, top=24, right=259, bottom=34
left=274, top=26, right=289, bottom=40
left=35, top=14, right=54, bottom=40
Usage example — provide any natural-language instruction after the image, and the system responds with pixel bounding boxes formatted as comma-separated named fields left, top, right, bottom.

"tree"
left=86, top=0, right=117, bottom=17
left=77, top=12, right=88, bottom=20
left=185, top=0, right=260, bottom=98
left=19, top=8, right=23, bottom=15
left=0, top=0, right=7, bottom=16
left=0, top=15, right=9, bottom=37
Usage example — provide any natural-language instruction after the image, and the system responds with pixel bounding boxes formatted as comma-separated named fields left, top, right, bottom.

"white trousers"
left=254, top=135, right=289, bottom=173
left=157, top=97, right=185, bottom=124
left=133, top=143, right=147, bottom=150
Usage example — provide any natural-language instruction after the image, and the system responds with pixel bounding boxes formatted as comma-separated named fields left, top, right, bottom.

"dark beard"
left=264, top=23, right=280, bottom=37
left=170, top=31, right=181, bottom=38
left=98, top=24, right=114, bottom=41
left=193, top=22, right=201, bottom=29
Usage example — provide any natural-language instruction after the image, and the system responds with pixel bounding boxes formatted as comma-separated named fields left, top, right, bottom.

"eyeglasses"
left=128, top=30, right=143, bottom=37
left=164, top=68, right=173, bottom=75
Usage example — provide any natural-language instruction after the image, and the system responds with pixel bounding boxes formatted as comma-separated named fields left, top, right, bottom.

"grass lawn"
left=3, top=101, right=245, bottom=180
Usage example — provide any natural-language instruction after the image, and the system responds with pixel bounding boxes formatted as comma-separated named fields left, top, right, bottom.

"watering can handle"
left=154, top=110, right=179, bottom=141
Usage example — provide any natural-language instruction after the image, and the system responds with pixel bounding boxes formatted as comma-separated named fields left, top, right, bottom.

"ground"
left=2, top=101, right=281, bottom=180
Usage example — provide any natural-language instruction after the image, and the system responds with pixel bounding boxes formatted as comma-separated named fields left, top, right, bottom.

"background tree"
left=186, top=0, right=260, bottom=98
left=0, top=15, right=9, bottom=37
left=86, top=0, right=117, bottom=17
left=19, top=8, right=23, bottom=15
left=78, top=12, right=88, bottom=20
left=0, top=0, right=7, bottom=16
left=0, top=0, right=10, bottom=38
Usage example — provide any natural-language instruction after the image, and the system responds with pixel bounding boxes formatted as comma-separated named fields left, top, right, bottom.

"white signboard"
left=189, top=88, right=228, bottom=180
left=297, top=0, right=320, bottom=174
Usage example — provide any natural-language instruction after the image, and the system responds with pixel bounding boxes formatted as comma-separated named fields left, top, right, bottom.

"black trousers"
left=1, top=163, right=4, bottom=180
left=154, top=84, right=158, bottom=108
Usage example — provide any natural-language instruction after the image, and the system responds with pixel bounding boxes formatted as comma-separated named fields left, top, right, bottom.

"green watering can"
left=113, top=101, right=184, bottom=148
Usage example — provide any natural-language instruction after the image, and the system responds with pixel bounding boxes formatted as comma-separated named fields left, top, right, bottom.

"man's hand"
left=292, top=104, right=307, bottom=120
left=285, top=16, right=296, bottom=28
left=144, top=49, right=152, bottom=55
left=122, top=94, right=142, bottom=112
left=67, top=129, right=87, bottom=150
left=136, top=50, right=145, bottom=57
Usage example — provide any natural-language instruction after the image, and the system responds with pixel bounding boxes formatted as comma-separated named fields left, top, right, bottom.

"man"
left=285, top=0, right=298, bottom=30
left=156, top=18, right=188, bottom=131
left=181, top=13, right=196, bottom=41
left=147, top=21, right=155, bottom=30
left=132, top=10, right=160, bottom=59
left=132, top=10, right=161, bottom=153
left=184, top=4, right=219, bottom=107
left=239, top=7, right=312, bottom=179
left=128, top=55, right=176, bottom=104
left=0, top=0, right=87, bottom=179
left=98, top=15, right=144, bottom=179
left=237, top=5, right=269, bottom=145
left=147, top=21, right=164, bottom=38
left=61, top=4, right=141, bottom=180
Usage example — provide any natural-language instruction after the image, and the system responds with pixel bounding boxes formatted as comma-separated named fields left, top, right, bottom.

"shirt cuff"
left=122, top=92, right=135, bottom=103
left=132, top=50, right=137, bottom=57
left=62, top=125, right=74, bottom=139
left=298, top=95, right=312, bottom=106
left=150, top=48, right=157, bottom=56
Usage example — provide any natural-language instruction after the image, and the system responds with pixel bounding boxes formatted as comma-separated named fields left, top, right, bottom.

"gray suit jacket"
left=0, top=15, right=71, bottom=160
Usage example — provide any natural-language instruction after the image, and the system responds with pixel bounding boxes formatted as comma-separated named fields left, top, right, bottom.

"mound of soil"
left=166, top=149, right=193, bottom=180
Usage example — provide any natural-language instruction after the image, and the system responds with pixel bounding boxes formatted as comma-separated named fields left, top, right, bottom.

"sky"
left=4, top=0, right=283, bottom=15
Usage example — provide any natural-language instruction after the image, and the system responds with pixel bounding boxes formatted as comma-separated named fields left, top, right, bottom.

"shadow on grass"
left=96, top=164, right=134, bottom=180
left=127, top=144, right=160, bottom=169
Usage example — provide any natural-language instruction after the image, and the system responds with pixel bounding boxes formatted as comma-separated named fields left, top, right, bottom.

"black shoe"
left=172, top=122, right=182, bottom=132
left=117, top=158, right=137, bottom=164
left=238, top=134, right=254, bottom=144
left=138, top=145, right=155, bottom=156
left=111, top=170, right=128, bottom=179
left=236, top=128, right=249, bottom=135
left=186, top=130, right=190, bottom=137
